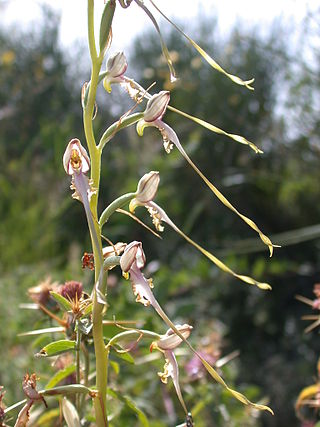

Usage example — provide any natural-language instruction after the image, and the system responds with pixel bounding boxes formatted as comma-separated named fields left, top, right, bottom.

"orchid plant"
left=1, top=1, right=277, bottom=426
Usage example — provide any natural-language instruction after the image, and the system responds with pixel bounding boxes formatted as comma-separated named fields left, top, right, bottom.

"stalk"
left=84, top=1, right=109, bottom=425
left=75, top=320, right=81, bottom=413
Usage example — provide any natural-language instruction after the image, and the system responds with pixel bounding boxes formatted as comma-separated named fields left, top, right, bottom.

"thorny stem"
left=84, top=1, right=109, bottom=426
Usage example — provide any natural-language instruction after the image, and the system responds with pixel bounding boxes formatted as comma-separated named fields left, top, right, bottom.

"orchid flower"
left=63, top=139, right=106, bottom=304
left=136, top=91, right=277, bottom=257
left=63, top=139, right=99, bottom=254
left=150, top=324, right=193, bottom=415
left=120, top=241, right=273, bottom=414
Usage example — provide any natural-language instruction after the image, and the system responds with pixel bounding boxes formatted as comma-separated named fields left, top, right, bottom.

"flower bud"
left=120, top=241, right=146, bottom=273
left=63, top=138, right=90, bottom=175
left=103, top=51, right=128, bottom=93
left=103, top=242, right=127, bottom=258
left=136, top=171, right=160, bottom=203
left=129, top=171, right=160, bottom=212
left=143, top=91, right=170, bottom=122
left=152, top=324, right=193, bottom=351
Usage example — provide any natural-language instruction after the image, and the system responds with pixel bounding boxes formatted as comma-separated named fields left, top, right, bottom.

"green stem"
left=75, top=320, right=81, bottom=413
left=85, top=1, right=109, bottom=426
left=80, top=341, right=90, bottom=410
left=99, top=193, right=136, bottom=227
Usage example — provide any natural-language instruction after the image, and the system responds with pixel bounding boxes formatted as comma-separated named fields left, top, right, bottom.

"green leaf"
left=109, top=360, right=120, bottom=375
left=112, top=344, right=135, bottom=364
left=82, top=302, right=93, bottom=316
left=45, top=364, right=76, bottom=389
left=99, top=0, right=116, bottom=54
left=42, top=384, right=90, bottom=396
left=36, top=340, right=76, bottom=357
left=18, top=326, right=65, bottom=337
left=108, top=388, right=149, bottom=427
left=50, top=291, right=72, bottom=311
left=99, top=114, right=144, bottom=150
left=35, top=408, right=60, bottom=426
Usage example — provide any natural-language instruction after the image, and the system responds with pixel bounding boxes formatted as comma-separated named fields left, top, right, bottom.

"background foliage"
left=1, top=6, right=320, bottom=427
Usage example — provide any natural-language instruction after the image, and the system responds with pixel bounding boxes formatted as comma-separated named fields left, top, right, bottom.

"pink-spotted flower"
left=129, top=171, right=160, bottom=213
left=136, top=91, right=276, bottom=257
left=103, top=51, right=128, bottom=93
left=150, top=324, right=193, bottom=416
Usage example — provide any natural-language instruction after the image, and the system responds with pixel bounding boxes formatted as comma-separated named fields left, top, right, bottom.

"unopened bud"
left=153, top=324, right=193, bottom=351
left=103, top=242, right=127, bottom=258
left=120, top=241, right=145, bottom=273
left=103, top=51, right=128, bottom=93
left=143, top=91, right=170, bottom=122
left=63, top=138, right=90, bottom=175
left=136, top=171, right=160, bottom=203
left=130, top=171, right=160, bottom=212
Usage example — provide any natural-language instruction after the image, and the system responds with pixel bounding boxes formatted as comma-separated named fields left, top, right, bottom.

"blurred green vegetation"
left=1, top=5, right=320, bottom=427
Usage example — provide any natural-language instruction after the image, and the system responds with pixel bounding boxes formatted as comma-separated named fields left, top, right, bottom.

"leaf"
left=99, top=113, right=144, bottom=150
left=112, top=344, right=135, bottom=364
left=45, top=364, right=76, bottom=389
left=18, top=327, right=65, bottom=337
left=36, top=340, right=76, bottom=357
left=62, top=398, right=80, bottom=427
left=109, top=360, right=120, bottom=375
left=42, top=384, right=90, bottom=397
left=82, top=302, right=93, bottom=316
left=108, top=388, right=149, bottom=427
left=50, top=291, right=72, bottom=311
left=35, top=408, right=60, bottom=426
